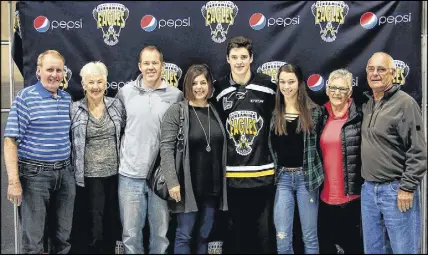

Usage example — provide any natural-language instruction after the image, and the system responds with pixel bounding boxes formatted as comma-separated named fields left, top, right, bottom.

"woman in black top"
left=160, top=64, right=228, bottom=254
left=269, top=63, right=323, bottom=254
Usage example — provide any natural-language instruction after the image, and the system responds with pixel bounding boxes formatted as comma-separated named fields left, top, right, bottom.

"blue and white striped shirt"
left=4, top=82, right=72, bottom=162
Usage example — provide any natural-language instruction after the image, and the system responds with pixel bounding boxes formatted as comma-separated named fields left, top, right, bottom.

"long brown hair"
left=273, top=63, right=315, bottom=135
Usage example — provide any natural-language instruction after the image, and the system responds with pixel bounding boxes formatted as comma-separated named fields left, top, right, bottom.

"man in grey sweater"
left=361, top=52, right=426, bottom=254
left=117, top=45, right=183, bottom=254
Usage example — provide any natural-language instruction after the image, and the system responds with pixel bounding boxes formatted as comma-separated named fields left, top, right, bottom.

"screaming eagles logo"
left=162, top=63, right=183, bottom=88
left=311, top=1, right=349, bottom=42
left=226, top=111, right=263, bottom=156
left=393, top=59, right=410, bottom=86
left=93, top=3, right=129, bottom=46
left=60, top=65, right=73, bottom=90
left=201, top=1, right=239, bottom=43
left=257, top=61, right=288, bottom=83
left=14, top=10, right=22, bottom=38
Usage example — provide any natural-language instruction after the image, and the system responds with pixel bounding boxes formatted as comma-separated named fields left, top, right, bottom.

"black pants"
left=224, top=185, right=276, bottom=254
left=71, top=175, right=122, bottom=254
left=318, top=198, right=363, bottom=254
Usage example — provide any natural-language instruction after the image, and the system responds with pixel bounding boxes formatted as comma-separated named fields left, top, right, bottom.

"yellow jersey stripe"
left=226, top=169, right=275, bottom=178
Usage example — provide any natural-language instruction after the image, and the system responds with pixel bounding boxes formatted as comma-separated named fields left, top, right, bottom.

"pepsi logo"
left=249, top=13, right=266, bottom=30
left=34, top=16, right=50, bottom=33
left=307, top=74, right=324, bottom=91
left=141, top=15, right=157, bottom=32
left=360, top=12, right=378, bottom=29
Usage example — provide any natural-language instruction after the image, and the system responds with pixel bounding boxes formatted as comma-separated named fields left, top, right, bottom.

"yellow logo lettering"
left=393, top=68, right=406, bottom=85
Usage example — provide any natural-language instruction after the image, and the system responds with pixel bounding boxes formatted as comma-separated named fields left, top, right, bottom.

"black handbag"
left=147, top=104, right=184, bottom=200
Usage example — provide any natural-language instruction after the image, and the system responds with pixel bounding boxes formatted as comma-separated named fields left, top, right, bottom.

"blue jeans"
left=361, top=180, right=421, bottom=254
left=118, top=174, right=169, bottom=254
left=174, top=198, right=217, bottom=254
left=273, top=168, right=319, bottom=254
left=18, top=158, right=76, bottom=254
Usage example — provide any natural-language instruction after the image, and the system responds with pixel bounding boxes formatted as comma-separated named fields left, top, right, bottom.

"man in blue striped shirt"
left=4, top=50, right=76, bottom=254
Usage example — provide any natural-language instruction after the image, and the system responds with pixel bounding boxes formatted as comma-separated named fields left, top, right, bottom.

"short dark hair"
left=139, top=45, right=164, bottom=63
left=183, top=64, right=214, bottom=101
left=226, top=36, right=253, bottom=57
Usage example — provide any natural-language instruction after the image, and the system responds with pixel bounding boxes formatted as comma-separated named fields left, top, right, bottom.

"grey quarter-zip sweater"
left=117, top=74, right=183, bottom=179
left=361, top=84, right=427, bottom=192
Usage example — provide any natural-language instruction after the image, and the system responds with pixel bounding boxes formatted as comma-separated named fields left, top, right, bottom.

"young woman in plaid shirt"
left=269, top=63, right=324, bottom=254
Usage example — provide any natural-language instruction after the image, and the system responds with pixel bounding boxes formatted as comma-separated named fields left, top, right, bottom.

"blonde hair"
left=327, top=69, right=353, bottom=92
left=79, top=61, right=108, bottom=82
left=37, top=50, right=65, bottom=67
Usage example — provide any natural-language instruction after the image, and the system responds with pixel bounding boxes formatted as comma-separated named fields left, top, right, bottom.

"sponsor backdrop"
left=10, top=1, right=422, bottom=254
left=12, top=1, right=421, bottom=106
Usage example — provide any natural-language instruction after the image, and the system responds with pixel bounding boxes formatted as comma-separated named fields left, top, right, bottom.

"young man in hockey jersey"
left=213, top=36, right=277, bottom=254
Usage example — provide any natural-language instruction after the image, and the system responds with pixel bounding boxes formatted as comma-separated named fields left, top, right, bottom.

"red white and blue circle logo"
left=249, top=13, right=266, bottom=30
left=34, top=16, right=50, bottom=33
left=141, top=15, right=157, bottom=32
left=307, top=74, right=324, bottom=91
left=360, top=12, right=378, bottom=29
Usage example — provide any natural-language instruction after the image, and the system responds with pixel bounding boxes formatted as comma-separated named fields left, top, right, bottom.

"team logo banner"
left=201, top=1, right=238, bottom=43
left=311, top=1, right=349, bottom=42
left=93, top=3, right=129, bottom=46
left=257, top=61, right=288, bottom=83
left=393, top=59, right=410, bottom=85
left=226, top=110, right=263, bottom=156
left=162, top=63, right=183, bottom=88
left=61, top=65, right=73, bottom=90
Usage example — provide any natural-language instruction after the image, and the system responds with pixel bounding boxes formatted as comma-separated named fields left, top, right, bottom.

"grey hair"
left=80, top=61, right=108, bottom=82
left=327, top=68, right=353, bottom=92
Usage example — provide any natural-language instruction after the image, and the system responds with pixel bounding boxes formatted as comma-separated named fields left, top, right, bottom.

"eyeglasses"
left=366, top=66, right=390, bottom=74
left=328, top=86, right=349, bottom=93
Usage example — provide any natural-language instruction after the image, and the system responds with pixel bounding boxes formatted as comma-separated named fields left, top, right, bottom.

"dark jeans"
left=85, top=175, right=122, bottom=254
left=318, top=198, right=363, bottom=254
left=225, top=186, right=276, bottom=254
left=18, top=158, right=76, bottom=254
left=174, top=197, right=218, bottom=254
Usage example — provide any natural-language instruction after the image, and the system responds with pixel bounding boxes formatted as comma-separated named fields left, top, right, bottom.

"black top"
left=272, top=114, right=304, bottom=167
left=189, top=105, right=223, bottom=198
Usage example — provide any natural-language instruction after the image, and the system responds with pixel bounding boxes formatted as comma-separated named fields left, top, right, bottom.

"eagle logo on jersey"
left=226, top=110, right=263, bottom=156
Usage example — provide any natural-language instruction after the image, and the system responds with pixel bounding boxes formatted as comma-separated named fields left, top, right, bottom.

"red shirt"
left=320, top=100, right=360, bottom=205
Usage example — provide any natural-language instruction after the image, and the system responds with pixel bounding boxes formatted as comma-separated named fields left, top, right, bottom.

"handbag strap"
left=176, top=103, right=185, bottom=152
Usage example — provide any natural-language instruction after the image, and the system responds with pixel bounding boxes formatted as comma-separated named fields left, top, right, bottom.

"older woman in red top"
left=318, top=69, right=364, bottom=254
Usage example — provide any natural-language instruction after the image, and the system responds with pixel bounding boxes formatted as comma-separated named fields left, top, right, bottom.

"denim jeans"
left=361, top=180, right=421, bottom=254
left=174, top=197, right=217, bottom=254
left=18, top=158, right=76, bottom=254
left=118, top=174, right=169, bottom=254
left=273, top=168, right=319, bottom=254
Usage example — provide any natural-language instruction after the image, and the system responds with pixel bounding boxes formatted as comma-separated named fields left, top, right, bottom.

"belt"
left=282, top=167, right=303, bottom=172
left=19, top=158, right=71, bottom=171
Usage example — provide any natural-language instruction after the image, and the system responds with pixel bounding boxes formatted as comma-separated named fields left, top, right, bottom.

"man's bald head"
left=366, top=52, right=396, bottom=93
left=367, top=52, right=396, bottom=69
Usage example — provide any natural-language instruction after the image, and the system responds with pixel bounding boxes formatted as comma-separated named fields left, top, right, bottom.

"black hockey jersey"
left=213, top=72, right=276, bottom=188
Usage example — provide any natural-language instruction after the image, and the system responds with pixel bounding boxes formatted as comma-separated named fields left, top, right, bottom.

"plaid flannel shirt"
left=269, top=104, right=324, bottom=192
